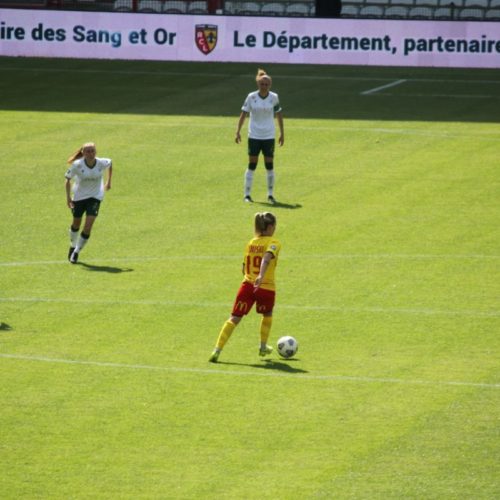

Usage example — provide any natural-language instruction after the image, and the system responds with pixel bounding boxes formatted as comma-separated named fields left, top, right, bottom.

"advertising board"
left=0, top=9, right=499, bottom=68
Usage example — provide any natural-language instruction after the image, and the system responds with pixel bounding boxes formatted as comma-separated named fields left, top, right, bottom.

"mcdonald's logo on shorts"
left=256, top=304, right=268, bottom=313
left=235, top=301, right=248, bottom=313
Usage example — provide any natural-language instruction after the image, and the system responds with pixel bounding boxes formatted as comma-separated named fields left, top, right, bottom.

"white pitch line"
left=292, top=253, right=500, bottom=260
left=0, top=353, right=498, bottom=389
left=370, top=92, right=496, bottom=99
left=0, top=253, right=498, bottom=267
left=0, top=296, right=498, bottom=318
left=361, top=79, right=407, bottom=95
left=292, top=127, right=500, bottom=139
left=0, top=256, right=233, bottom=267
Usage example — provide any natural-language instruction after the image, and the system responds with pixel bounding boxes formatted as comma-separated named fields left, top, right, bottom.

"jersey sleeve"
left=99, top=158, right=112, bottom=170
left=273, top=94, right=282, bottom=114
left=65, top=163, right=77, bottom=179
left=265, top=240, right=281, bottom=258
left=241, top=93, right=251, bottom=113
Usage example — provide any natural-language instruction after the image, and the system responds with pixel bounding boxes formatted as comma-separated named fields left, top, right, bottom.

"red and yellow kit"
left=231, top=235, right=281, bottom=317
left=242, top=235, right=281, bottom=291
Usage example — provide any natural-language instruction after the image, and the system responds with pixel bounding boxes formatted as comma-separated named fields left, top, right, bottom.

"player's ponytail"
left=67, top=147, right=84, bottom=165
left=255, top=212, right=277, bottom=235
left=67, top=142, right=95, bottom=164
left=256, top=68, right=271, bottom=84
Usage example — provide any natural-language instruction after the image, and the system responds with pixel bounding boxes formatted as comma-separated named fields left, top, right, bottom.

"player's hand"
left=279, top=135, right=284, bottom=146
left=254, top=276, right=262, bottom=290
left=235, top=132, right=241, bottom=144
left=67, top=198, right=74, bottom=209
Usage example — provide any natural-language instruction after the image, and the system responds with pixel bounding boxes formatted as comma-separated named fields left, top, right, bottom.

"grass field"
left=0, top=56, right=499, bottom=499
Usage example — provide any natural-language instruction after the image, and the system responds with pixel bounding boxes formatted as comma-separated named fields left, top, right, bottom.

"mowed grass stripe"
left=0, top=252, right=498, bottom=266
left=1, top=65, right=500, bottom=84
left=1, top=353, right=498, bottom=388
left=1, top=297, right=498, bottom=318
left=2, top=112, right=499, bottom=139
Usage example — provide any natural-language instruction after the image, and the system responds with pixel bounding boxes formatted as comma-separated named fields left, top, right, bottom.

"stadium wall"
left=0, top=8, right=499, bottom=67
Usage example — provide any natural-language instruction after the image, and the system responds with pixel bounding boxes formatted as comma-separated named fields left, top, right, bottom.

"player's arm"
left=65, top=178, right=74, bottom=209
left=276, top=111, right=284, bottom=146
left=105, top=163, right=112, bottom=191
left=235, top=111, right=248, bottom=144
left=254, top=251, right=274, bottom=290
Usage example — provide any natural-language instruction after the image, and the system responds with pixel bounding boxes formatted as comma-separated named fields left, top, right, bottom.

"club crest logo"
left=195, top=24, right=218, bottom=55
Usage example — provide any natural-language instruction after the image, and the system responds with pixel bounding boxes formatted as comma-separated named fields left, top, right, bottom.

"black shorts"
left=72, top=198, right=101, bottom=218
left=248, top=138, right=275, bottom=158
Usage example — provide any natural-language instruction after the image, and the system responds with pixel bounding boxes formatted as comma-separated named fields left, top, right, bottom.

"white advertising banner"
left=0, top=8, right=499, bottom=68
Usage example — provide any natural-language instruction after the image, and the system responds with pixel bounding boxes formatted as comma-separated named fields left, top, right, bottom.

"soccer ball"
left=277, top=336, right=298, bottom=359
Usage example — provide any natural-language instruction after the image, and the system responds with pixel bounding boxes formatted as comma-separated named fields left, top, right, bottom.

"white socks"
left=75, top=234, right=89, bottom=253
left=69, top=227, right=89, bottom=253
left=244, top=169, right=254, bottom=197
left=244, top=169, right=275, bottom=198
left=267, top=170, right=275, bottom=197
left=69, top=227, right=79, bottom=247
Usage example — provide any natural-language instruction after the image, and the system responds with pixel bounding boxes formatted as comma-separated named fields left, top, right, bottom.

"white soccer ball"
left=277, top=336, right=299, bottom=359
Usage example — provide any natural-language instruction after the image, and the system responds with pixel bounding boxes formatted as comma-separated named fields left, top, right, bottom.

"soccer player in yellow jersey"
left=209, top=212, right=281, bottom=362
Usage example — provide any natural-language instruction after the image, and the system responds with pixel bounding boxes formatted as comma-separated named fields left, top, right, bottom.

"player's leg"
left=71, top=223, right=92, bottom=262
left=68, top=200, right=85, bottom=261
left=244, top=156, right=258, bottom=202
left=69, top=218, right=81, bottom=260
left=256, top=288, right=276, bottom=356
left=209, top=315, right=242, bottom=362
left=209, top=283, right=255, bottom=362
left=244, top=139, right=261, bottom=202
left=70, top=199, right=100, bottom=263
left=259, top=312, right=273, bottom=356
left=263, top=139, right=276, bottom=204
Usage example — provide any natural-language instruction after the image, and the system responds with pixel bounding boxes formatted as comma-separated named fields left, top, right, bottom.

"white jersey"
left=241, top=91, right=282, bottom=140
left=65, top=157, right=112, bottom=201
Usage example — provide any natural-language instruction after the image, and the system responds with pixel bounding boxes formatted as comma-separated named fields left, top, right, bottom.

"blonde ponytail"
left=254, top=212, right=277, bottom=234
left=67, top=142, right=95, bottom=165
left=256, top=68, right=272, bottom=84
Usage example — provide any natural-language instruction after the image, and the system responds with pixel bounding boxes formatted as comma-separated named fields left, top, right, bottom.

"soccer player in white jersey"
left=235, top=68, right=284, bottom=204
left=65, top=142, right=112, bottom=264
